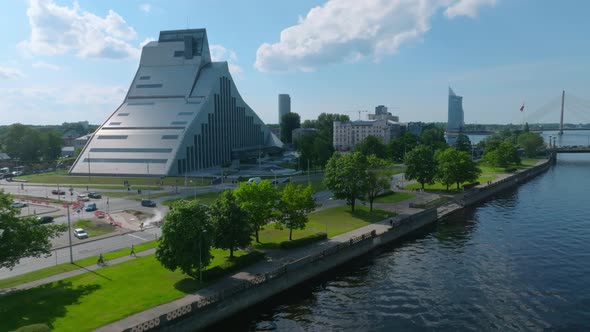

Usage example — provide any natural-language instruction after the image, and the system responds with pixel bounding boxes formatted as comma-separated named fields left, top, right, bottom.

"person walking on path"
left=98, top=253, right=105, bottom=266
left=130, top=245, right=136, bottom=257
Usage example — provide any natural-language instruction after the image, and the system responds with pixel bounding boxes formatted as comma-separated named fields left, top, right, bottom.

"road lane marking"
left=127, top=233, right=147, bottom=241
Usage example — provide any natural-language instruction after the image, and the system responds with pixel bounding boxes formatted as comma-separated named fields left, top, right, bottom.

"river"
left=209, top=131, right=590, bottom=331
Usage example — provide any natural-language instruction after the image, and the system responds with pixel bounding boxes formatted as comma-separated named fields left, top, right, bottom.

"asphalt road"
left=0, top=174, right=336, bottom=280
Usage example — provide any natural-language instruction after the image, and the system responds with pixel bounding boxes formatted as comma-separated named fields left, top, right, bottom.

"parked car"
left=280, top=177, right=291, bottom=184
left=87, top=192, right=102, bottom=199
left=85, top=203, right=97, bottom=212
left=51, top=189, right=66, bottom=195
left=73, top=228, right=88, bottom=239
left=141, top=199, right=156, bottom=207
left=37, top=216, right=55, bottom=224
left=77, top=194, right=90, bottom=202
left=10, top=202, right=28, bottom=208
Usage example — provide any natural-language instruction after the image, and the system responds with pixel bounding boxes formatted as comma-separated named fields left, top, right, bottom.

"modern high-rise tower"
left=69, top=29, right=282, bottom=176
left=447, top=87, right=464, bottom=133
left=278, top=94, right=291, bottom=124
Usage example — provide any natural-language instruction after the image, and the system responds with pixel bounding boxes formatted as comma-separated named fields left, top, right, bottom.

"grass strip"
left=0, top=249, right=255, bottom=332
left=0, top=241, right=158, bottom=290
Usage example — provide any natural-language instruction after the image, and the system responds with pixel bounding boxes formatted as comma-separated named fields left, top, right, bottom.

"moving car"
left=77, top=194, right=90, bottom=202
left=87, top=192, right=102, bottom=199
left=85, top=203, right=97, bottom=212
left=247, top=177, right=261, bottom=184
left=73, top=228, right=88, bottom=239
left=141, top=199, right=156, bottom=207
left=37, top=216, right=55, bottom=224
left=51, top=189, right=66, bottom=195
left=10, top=202, right=28, bottom=208
left=281, top=177, right=291, bottom=184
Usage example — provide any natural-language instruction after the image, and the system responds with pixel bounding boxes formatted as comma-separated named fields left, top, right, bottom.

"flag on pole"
left=520, top=104, right=525, bottom=112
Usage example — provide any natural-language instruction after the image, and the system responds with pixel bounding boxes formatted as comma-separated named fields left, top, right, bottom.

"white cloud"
left=210, top=44, right=243, bottom=77
left=19, top=0, right=140, bottom=59
left=139, top=3, right=152, bottom=13
left=255, top=0, right=496, bottom=72
left=445, top=0, right=497, bottom=18
left=0, top=66, right=24, bottom=79
left=32, top=61, right=60, bottom=71
left=0, top=84, right=127, bottom=124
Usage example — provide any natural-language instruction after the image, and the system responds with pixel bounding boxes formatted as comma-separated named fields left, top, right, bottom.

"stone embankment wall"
left=121, top=158, right=553, bottom=332
left=125, top=209, right=438, bottom=332
left=461, top=158, right=552, bottom=208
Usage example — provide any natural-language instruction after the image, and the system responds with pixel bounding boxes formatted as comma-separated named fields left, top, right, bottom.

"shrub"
left=202, top=250, right=266, bottom=280
left=462, top=182, right=480, bottom=190
left=280, top=233, right=327, bottom=249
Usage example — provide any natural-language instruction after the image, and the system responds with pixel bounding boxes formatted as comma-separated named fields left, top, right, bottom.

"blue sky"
left=1, top=0, right=590, bottom=126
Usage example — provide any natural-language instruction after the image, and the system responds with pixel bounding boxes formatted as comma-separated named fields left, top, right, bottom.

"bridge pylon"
left=559, top=90, right=565, bottom=135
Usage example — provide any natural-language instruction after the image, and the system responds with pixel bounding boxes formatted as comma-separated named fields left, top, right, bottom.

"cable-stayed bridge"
left=525, top=91, right=590, bottom=134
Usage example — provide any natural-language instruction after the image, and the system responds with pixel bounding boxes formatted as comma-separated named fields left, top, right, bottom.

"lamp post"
left=549, top=135, right=552, bottom=148
left=67, top=204, right=73, bottom=263
left=271, top=170, right=277, bottom=188
left=199, top=229, right=207, bottom=282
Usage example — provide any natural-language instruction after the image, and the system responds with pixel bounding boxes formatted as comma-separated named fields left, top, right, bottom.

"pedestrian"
left=130, top=244, right=136, bottom=257
left=140, top=222, right=144, bottom=231
left=98, top=253, right=104, bottom=266
left=389, top=218, right=393, bottom=226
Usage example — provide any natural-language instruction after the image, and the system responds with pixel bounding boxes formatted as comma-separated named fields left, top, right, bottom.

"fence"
left=125, top=228, right=381, bottom=332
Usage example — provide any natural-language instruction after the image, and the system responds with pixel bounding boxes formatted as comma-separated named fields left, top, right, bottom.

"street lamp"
left=199, top=229, right=207, bottom=282
left=549, top=135, right=552, bottom=148
left=271, top=170, right=277, bottom=188
left=67, top=204, right=73, bottom=263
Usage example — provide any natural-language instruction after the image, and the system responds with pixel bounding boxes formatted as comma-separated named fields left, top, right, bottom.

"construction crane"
left=346, top=110, right=368, bottom=120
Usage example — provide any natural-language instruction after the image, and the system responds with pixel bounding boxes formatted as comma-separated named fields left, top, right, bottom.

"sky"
left=1, top=0, right=590, bottom=126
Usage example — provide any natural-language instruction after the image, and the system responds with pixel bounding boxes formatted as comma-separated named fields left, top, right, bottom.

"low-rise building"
left=74, top=134, right=93, bottom=149
left=333, top=119, right=401, bottom=151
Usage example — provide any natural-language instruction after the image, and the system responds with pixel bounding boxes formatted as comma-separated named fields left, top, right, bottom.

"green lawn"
left=15, top=171, right=211, bottom=188
left=0, top=248, right=248, bottom=332
left=404, top=175, right=496, bottom=193
left=478, top=158, right=544, bottom=175
left=374, top=192, right=416, bottom=203
left=163, top=191, right=221, bottom=206
left=254, top=205, right=395, bottom=249
left=73, top=219, right=116, bottom=237
left=100, top=191, right=176, bottom=200
left=0, top=241, right=158, bottom=290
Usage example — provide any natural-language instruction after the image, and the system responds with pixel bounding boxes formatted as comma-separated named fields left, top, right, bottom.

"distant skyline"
left=1, top=0, right=590, bottom=126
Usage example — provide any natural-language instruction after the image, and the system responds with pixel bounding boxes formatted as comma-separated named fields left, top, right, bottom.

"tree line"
left=156, top=181, right=316, bottom=279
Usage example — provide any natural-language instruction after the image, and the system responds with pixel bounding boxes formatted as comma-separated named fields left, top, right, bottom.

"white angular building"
left=69, top=29, right=282, bottom=176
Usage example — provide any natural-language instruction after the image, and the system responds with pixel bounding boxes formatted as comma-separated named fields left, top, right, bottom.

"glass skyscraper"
left=447, top=87, right=464, bottom=133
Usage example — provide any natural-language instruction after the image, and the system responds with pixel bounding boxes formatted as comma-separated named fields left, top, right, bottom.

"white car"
left=77, top=194, right=90, bottom=202
left=73, top=228, right=89, bottom=239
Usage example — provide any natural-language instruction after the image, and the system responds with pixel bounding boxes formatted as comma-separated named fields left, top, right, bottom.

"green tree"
left=484, top=141, right=520, bottom=168
left=276, top=183, right=317, bottom=240
left=234, top=180, right=277, bottom=243
left=280, top=112, right=301, bottom=143
left=155, top=200, right=213, bottom=279
left=324, top=152, right=368, bottom=211
left=0, top=191, right=66, bottom=269
left=454, top=134, right=472, bottom=153
left=388, top=132, right=418, bottom=162
left=436, top=148, right=481, bottom=190
left=40, top=129, right=63, bottom=161
left=419, top=127, right=448, bottom=151
left=1, top=124, right=43, bottom=163
left=404, top=145, right=437, bottom=189
left=356, top=135, right=388, bottom=159
left=295, top=132, right=333, bottom=170
left=365, top=156, right=391, bottom=211
left=210, top=190, right=251, bottom=258
left=517, top=132, right=544, bottom=157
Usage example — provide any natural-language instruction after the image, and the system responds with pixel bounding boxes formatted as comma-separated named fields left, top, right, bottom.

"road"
left=0, top=175, right=337, bottom=280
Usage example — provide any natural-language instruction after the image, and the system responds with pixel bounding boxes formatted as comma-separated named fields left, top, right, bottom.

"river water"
left=210, top=131, right=590, bottom=331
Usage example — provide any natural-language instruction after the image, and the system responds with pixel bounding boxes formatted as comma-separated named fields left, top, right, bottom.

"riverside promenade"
left=2, top=157, right=553, bottom=331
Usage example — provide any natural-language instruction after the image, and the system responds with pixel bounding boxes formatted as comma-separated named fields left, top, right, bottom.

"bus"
left=0, top=167, right=9, bottom=177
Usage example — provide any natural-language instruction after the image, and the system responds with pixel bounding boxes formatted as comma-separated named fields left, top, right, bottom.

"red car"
left=51, top=189, right=66, bottom=195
